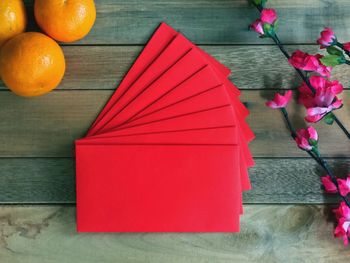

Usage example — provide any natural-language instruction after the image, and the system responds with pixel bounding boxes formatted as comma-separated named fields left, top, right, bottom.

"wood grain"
left=0, top=158, right=348, bottom=204
left=0, top=90, right=348, bottom=157
left=0, top=0, right=348, bottom=258
left=2, top=45, right=350, bottom=91
left=0, top=205, right=349, bottom=262
left=0, top=158, right=75, bottom=204
left=22, top=0, right=350, bottom=45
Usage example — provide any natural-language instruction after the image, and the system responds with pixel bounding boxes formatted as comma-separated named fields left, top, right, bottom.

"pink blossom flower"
left=288, top=50, right=332, bottom=78
left=298, top=76, right=343, bottom=122
left=343, top=42, right=350, bottom=53
left=250, top=8, right=277, bottom=36
left=321, top=175, right=350, bottom=196
left=250, top=19, right=264, bottom=35
left=333, top=202, right=350, bottom=246
left=338, top=177, right=350, bottom=197
left=261, top=9, right=277, bottom=24
left=295, top=126, right=318, bottom=151
left=334, top=202, right=350, bottom=220
left=321, top=175, right=338, bottom=193
left=317, top=27, right=336, bottom=48
left=265, top=90, right=292, bottom=109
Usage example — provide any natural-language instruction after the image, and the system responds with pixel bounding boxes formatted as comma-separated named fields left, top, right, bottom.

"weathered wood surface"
left=0, top=158, right=348, bottom=204
left=1, top=0, right=350, bottom=257
left=0, top=90, right=348, bottom=157
left=0, top=205, right=349, bottom=263
left=1, top=45, right=350, bottom=91
left=23, top=0, right=350, bottom=45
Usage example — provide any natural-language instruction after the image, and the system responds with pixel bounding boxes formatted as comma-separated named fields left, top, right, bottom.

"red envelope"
left=76, top=144, right=241, bottom=232
left=77, top=126, right=237, bottom=145
left=78, top=124, right=247, bottom=197
left=88, top=33, right=193, bottom=135
left=88, top=35, right=254, bottom=166
left=88, top=23, right=179, bottom=131
left=80, top=89, right=250, bottom=189
left=83, top=105, right=234, bottom=137
left=83, top=100, right=251, bottom=191
left=76, top=126, right=244, bottom=219
left=85, top=82, right=253, bottom=167
left=88, top=23, right=250, bottom=137
left=88, top=23, right=229, bottom=132
left=82, top=107, right=252, bottom=191
left=86, top=23, right=253, bottom=167
left=96, top=66, right=254, bottom=167
left=85, top=70, right=253, bottom=187
left=76, top=23, right=255, bottom=233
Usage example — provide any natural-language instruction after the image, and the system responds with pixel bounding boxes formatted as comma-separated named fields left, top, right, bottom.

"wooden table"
left=1, top=0, right=350, bottom=262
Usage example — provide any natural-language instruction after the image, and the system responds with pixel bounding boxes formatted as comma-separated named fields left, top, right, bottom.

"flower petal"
left=307, top=126, right=318, bottom=141
left=261, top=9, right=277, bottom=24
left=321, top=175, right=337, bottom=193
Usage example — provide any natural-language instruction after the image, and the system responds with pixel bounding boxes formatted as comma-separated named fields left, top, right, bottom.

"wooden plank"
left=0, top=158, right=75, bottom=204
left=0, top=158, right=347, bottom=204
left=22, top=0, right=350, bottom=45
left=2, top=45, right=350, bottom=91
left=0, top=205, right=349, bottom=262
left=0, top=90, right=348, bottom=157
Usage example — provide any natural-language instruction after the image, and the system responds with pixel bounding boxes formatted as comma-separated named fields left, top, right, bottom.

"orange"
left=34, top=0, right=96, bottom=43
left=0, top=32, right=66, bottom=97
left=0, top=0, right=27, bottom=48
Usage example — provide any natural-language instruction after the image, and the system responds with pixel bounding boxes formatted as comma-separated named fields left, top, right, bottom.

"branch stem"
left=334, top=115, right=350, bottom=139
left=271, top=35, right=315, bottom=94
left=317, top=155, right=350, bottom=207
left=280, top=108, right=350, bottom=207
left=336, top=42, right=350, bottom=58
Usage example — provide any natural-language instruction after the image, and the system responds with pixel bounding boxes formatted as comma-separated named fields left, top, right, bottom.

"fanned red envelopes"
left=76, top=23, right=255, bottom=232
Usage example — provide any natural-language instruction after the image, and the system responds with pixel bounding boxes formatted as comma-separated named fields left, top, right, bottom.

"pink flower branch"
left=252, top=0, right=350, bottom=245
left=250, top=2, right=350, bottom=139
left=266, top=91, right=350, bottom=213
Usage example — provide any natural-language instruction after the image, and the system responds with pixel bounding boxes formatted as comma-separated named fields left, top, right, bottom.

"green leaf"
left=311, top=146, right=320, bottom=158
left=309, top=139, right=318, bottom=147
left=252, top=0, right=268, bottom=7
left=320, top=54, right=343, bottom=67
left=263, top=23, right=275, bottom=37
left=252, top=0, right=261, bottom=5
left=263, top=23, right=271, bottom=32
left=324, top=112, right=335, bottom=125
left=326, top=46, right=343, bottom=56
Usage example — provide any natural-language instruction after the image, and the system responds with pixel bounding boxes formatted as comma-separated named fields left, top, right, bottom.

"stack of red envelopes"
left=75, top=23, right=255, bottom=233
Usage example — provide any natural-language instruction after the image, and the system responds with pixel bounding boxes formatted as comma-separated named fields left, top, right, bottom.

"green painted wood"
left=0, top=205, right=348, bottom=262
left=0, top=158, right=75, bottom=204
left=0, top=158, right=347, bottom=204
left=0, top=0, right=348, bottom=258
left=22, top=0, right=350, bottom=45
left=0, top=90, right=348, bottom=158
left=2, top=45, right=349, bottom=91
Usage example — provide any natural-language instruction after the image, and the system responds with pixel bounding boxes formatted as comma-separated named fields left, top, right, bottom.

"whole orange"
left=34, top=0, right=96, bottom=43
left=0, top=32, right=66, bottom=97
left=0, top=0, right=27, bottom=48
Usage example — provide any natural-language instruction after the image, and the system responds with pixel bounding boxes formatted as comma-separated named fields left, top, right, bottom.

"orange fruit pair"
left=0, top=0, right=96, bottom=97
